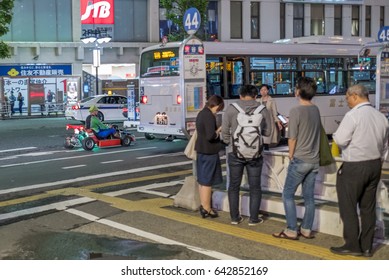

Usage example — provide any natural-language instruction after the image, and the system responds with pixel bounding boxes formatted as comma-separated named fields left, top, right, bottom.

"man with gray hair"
left=330, top=84, right=389, bottom=257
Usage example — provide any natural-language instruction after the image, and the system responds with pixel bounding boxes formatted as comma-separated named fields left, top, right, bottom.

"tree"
left=0, top=0, right=14, bottom=59
left=160, top=0, right=208, bottom=42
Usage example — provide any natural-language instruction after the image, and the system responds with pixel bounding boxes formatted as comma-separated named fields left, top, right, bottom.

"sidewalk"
left=1, top=112, right=65, bottom=120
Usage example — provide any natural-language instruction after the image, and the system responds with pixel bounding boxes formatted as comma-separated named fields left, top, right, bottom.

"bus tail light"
left=141, top=96, right=148, bottom=104
left=177, top=95, right=182, bottom=104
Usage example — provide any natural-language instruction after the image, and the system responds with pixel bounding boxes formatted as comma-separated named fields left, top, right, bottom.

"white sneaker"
left=248, top=218, right=264, bottom=226
left=231, top=216, right=244, bottom=225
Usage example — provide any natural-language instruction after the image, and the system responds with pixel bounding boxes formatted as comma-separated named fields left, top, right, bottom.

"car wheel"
left=64, top=137, right=75, bottom=149
left=97, top=111, right=104, bottom=121
left=145, top=133, right=155, bottom=140
left=82, top=137, right=95, bottom=151
left=121, top=135, right=132, bottom=146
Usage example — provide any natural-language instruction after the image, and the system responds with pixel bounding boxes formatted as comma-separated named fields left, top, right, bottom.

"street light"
left=81, top=34, right=111, bottom=95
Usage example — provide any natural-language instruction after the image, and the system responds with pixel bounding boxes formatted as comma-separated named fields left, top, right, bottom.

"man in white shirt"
left=331, top=84, right=389, bottom=257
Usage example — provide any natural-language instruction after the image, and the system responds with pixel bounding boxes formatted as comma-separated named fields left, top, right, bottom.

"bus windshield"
left=140, top=48, right=180, bottom=78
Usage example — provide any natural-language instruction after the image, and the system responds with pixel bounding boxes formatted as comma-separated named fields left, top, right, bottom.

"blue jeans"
left=96, top=128, right=116, bottom=139
left=283, top=157, right=319, bottom=233
left=227, top=153, right=263, bottom=222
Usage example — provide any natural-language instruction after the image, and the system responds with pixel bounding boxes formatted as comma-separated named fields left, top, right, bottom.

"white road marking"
left=137, top=152, right=184, bottom=159
left=0, top=147, right=37, bottom=153
left=0, top=180, right=181, bottom=222
left=0, top=161, right=192, bottom=195
left=66, top=208, right=238, bottom=260
left=0, top=177, right=240, bottom=259
left=62, top=165, right=86, bottom=169
left=0, top=147, right=156, bottom=168
left=0, top=197, right=94, bottom=221
left=101, top=160, right=124, bottom=164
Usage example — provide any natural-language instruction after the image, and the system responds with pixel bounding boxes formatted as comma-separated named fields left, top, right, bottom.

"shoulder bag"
left=184, top=130, right=197, bottom=160
left=319, top=125, right=334, bottom=166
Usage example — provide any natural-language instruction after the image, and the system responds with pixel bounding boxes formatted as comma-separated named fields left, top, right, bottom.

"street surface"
left=0, top=117, right=389, bottom=260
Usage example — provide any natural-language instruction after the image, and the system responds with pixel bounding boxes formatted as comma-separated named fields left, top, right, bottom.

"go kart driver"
left=88, top=105, right=120, bottom=139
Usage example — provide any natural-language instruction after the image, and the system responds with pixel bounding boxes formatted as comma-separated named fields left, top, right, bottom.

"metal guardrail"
left=44, top=102, right=65, bottom=115
left=0, top=102, right=11, bottom=119
left=1, top=101, right=66, bottom=118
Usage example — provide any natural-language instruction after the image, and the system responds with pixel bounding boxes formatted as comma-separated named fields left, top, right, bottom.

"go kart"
left=64, top=124, right=135, bottom=151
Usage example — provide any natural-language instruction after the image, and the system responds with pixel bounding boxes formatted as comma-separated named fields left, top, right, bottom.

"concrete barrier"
left=212, top=147, right=389, bottom=238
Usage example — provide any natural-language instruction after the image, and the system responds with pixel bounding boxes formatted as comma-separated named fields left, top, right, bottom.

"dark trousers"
left=227, top=153, right=263, bottom=222
left=10, top=102, right=15, bottom=114
left=336, top=159, right=382, bottom=252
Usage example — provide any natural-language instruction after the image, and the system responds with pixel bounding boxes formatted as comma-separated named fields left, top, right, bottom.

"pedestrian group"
left=192, top=78, right=389, bottom=258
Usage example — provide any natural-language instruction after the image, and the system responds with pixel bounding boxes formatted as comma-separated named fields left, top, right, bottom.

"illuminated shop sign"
left=81, top=0, right=115, bottom=24
left=0, top=64, right=72, bottom=77
left=281, top=0, right=363, bottom=4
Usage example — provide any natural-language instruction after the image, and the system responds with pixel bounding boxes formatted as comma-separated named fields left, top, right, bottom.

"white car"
left=65, top=95, right=127, bottom=122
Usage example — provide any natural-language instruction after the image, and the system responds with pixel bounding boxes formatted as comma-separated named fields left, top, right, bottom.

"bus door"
left=206, top=56, right=224, bottom=97
left=226, top=57, right=245, bottom=98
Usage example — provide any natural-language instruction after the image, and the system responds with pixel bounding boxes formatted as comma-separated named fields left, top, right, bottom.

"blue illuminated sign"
left=0, top=64, right=72, bottom=77
left=183, top=8, right=201, bottom=35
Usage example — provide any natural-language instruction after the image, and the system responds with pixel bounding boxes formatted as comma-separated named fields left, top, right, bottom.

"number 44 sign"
left=378, top=26, right=389, bottom=42
left=183, top=8, right=201, bottom=35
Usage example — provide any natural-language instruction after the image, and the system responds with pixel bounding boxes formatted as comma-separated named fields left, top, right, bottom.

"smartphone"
left=277, top=114, right=288, bottom=125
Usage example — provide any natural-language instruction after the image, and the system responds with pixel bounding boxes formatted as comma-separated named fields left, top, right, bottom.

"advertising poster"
left=66, top=78, right=80, bottom=104
left=185, top=83, right=204, bottom=112
left=3, top=78, right=28, bottom=113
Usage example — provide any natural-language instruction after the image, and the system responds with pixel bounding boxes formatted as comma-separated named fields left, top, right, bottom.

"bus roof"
left=273, top=35, right=375, bottom=45
left=140, top=36, right=379, bottom=57
left=203, top=38, right=380, bottom=57
left=141, top=41, right=182, bottom=54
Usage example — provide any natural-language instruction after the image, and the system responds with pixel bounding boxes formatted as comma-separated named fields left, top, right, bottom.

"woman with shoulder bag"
left=195, top=95, right=224, bottom=218
left=257, top=84, right=283, bottom=149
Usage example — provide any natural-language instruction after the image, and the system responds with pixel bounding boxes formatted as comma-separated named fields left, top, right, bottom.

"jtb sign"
left=81, top=0, right=114, bottom=24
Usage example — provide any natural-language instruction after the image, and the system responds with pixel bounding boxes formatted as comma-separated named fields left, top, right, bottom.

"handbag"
left=319, top=125, right=334, bottom=166
left=184, top=130, right=197, bottom=160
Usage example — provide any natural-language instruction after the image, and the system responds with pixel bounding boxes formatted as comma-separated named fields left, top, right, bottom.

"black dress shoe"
left=362, top=250, right=373, bottom=257
left=330, top=246, right=362, bottom=256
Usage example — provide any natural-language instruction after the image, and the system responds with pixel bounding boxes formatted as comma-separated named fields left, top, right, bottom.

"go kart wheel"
left=121, top=135, right=132, bottom=146
left=145, top=133, right=155, bottom=140
left=82, top=137, right=95, bottom=151
left=64, top=137, right=75, bottom=149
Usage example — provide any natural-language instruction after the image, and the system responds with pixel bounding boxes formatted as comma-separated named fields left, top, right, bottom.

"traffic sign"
left=378, top=26, right=389, bottom=42
left=183, top=8, right=201, bottom=35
